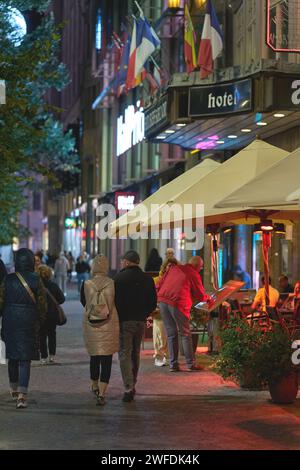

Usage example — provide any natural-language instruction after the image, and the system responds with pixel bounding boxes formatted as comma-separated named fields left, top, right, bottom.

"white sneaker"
left=155, top=358, right=166, bottom=367
left=40, top=359, right=47, bottom=365
left=163, top=357, right=169, bottom=366
left=49, top=356, right=56, bottom=364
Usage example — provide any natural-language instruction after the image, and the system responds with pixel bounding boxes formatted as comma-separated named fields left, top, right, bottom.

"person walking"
left=81, top=255, right=119, bottom=406
left=38, top=265, right=65, bottom=365
left=67, top=252, right=75, bottom=282
left=145, top=248, right=163, bottom=273
left=76, top=255, right=91, bottom=293
left=157, top=256, right=209, bottom=372
left=115, top=251, right=157, bottom=403
left=0, top=249, right=46, bottom=409
left=54, top=252, right=69, bottom=296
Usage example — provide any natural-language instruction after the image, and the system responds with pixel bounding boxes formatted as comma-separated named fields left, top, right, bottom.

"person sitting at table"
left=251, top=276, right=280, bottom=312
left=278, top=274, right=294, bottom=294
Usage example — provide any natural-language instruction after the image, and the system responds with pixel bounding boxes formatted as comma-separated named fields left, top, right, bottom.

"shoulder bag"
left=46, top=287, right=67, bottom=326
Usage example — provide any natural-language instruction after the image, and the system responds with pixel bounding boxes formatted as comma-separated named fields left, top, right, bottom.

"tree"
left=0, top=0, right=79, bottom=245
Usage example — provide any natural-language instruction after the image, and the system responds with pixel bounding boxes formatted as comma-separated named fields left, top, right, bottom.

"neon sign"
left=116, top=103, right=145, bottom=157
left=267, top=0, right=300, bottom=53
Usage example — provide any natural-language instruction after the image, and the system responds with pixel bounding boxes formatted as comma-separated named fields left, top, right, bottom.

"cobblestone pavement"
left=1, top=298, right=300, bottom=450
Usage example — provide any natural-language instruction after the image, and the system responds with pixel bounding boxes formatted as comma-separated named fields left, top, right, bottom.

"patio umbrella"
left=214, top=145, right=300, bottom=305
left=110, top=158, right=220, bottom=237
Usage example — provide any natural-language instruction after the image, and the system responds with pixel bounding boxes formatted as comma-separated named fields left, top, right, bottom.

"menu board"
left=194, top=280, right=245, bottom=313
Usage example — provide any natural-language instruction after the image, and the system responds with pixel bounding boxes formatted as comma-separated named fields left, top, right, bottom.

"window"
left=32, top=191, right=41, bottom=211
left=95, top=8, right=102, bottom=51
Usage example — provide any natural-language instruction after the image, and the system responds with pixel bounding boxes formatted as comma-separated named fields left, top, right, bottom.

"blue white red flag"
left=198, top=0, right=223, bottom=79
left=126, top=16, right=160, bottom=92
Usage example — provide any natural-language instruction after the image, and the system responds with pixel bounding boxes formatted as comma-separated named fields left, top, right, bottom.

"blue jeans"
left=8, top=360, right=31, bottom=394
left=77, top=272, right=89, bottom=292
left=159, top=303, right=194, bottom=368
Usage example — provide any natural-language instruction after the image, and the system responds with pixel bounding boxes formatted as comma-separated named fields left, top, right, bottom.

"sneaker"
left=169, top=365, right=180, bottom=372
left=187, top=364, right=204, bottom=372
left=154, top=358, right=166, bottom=367
left=40, top=359, right=47, bottom=365
left=10, top=391, right=18, bottom=401
left=16, top=397, right=28, bottom=409
left=122, top=391, right=134, bottom=403
left=91, top=387, right=99, bottom=398
left=163, top=357, right=169, bottom=366
left=96, top=395, right=106, bottom=406
left=49, top=356, right=56, bottom=364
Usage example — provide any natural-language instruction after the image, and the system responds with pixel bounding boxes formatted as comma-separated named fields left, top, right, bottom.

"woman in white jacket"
left=81, top=255, right=119, bottom=405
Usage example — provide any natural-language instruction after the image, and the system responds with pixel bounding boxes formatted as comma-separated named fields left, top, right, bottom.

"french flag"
left=126, top=17, right=160, bottom=92
left=198, top=0, right=223, bottom=79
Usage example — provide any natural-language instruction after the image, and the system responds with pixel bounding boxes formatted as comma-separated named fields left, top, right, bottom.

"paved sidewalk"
left=1, top=299, right=300, bottom=450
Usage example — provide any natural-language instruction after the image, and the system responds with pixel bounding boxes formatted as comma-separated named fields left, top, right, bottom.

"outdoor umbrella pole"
left=262, top=231, right=271, bottom=307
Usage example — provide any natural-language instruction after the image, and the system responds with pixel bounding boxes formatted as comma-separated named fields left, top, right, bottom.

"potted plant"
left=215, top=317, right=299, bottom=402
left=254, top=325, right=299, bottom=404
left=214, top=317, right=264, bottom=390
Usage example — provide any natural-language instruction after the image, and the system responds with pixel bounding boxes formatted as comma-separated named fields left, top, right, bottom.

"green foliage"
left=214, top=318, right=298, bottom=389
left=0, top=1, right=79, bottom=244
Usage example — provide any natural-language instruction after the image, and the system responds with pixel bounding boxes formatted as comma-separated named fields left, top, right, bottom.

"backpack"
left=86, top=280, right=110, bottom=325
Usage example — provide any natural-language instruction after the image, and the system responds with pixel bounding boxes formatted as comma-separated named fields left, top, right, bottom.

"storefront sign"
left=145, top=95, right=169, bottom=138
left=116, top=103, right=145, bottom=157
left=115, top=192, right=137, bottom=213
left=267, top=0, right=300, bottom=53
left=189, top=79, right=252, bottom=118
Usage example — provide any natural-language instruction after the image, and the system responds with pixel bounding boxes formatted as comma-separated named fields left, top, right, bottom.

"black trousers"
left=40, top=323, right=57, bottom=359
left=90, top=355, right=113, bottom=384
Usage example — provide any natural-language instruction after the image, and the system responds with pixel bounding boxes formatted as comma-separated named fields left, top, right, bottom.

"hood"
left=15, top=248, right=35, bottom=273
left=91, top=255, right=108, bottom=276
left=0, top=259, right=7, bottom=283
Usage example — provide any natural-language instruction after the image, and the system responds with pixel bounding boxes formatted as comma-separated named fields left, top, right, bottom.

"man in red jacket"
left=157, top=256, right=209, bottom=372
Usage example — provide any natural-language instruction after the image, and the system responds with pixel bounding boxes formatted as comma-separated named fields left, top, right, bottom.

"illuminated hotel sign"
left=116, top=103, right=145, bottom=157
left=267, top=0, right=300, bottom=53
left=189, top=79, right=252, bottom=118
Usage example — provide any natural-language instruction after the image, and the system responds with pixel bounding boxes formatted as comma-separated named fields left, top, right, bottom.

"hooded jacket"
left=0, top=249, right=47, bottom=361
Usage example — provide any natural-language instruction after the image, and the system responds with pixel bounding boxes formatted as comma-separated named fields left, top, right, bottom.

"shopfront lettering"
left=189, top=79, right=252, bottom=118
left=116, top=104, right=145, bottom=157
left=145, top=100, right=168, bottom=135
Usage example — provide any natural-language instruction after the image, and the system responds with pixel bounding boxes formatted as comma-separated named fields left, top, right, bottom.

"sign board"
left=189, top=79, right=252, bottom=118
left=267, top=0, right=300, bottom=53
left=264, top=76, right=300, bottom=111
left=115, top=192, right=137, bottom=213
left=145, top=95, right=170, bottom=138
left=0, top=81, right=6, bottom=105
left=194, top=280, right=245, bottom=313
left=116, top=103, right=145, bottom=157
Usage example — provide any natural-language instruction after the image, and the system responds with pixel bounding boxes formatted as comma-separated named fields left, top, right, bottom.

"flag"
left=198, top=0, right=223, bottom=79
left=114, top=36, right=131, bottom=97
left=184, top=2, right=197, bottom=74
left=153, top=63, right=166, bottom=88
left=126, top=16, right=161, bottom=92
left=145, top=71, right=159, bottom=95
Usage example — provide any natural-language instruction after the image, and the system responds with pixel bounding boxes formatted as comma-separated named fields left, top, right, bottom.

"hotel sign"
left=116, top=103, right=145, bottom=157
left=267, top=0, right=300, bottom=53
left=145, top=95, right=170, bottom=138
left=189, top=79, right=252, bottom=118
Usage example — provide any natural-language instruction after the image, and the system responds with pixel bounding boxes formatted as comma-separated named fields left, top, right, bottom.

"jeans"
left=56, top=274, right=67, bottom=294
left=90, top=355, right=113, bottom=384
left=159, top=303, right=194, bottom=368
left=119, top=321, right=145, bottom=392
left=8, top=360, right=31, bottom=394
left=40, top=323, right=57, bottom=359
left=77, top=272, right=89, bottom=293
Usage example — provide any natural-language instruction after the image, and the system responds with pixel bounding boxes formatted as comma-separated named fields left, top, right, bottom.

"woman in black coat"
left=145, top=248, right=163, bottom=273
left=0, top=249, right=47, bottom=409
left=38, top=265, right=65, bottom=364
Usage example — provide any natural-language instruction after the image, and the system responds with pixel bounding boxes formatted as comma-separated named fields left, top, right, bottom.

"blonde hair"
left=38, top=264, right=53, bottom=282
left=159, top=256, right=178, bottom=277
left=91, top=254, right=109, bottom=276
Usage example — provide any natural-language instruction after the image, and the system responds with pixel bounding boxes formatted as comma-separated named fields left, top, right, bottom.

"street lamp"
left=168, top=0, right=181, bottom=9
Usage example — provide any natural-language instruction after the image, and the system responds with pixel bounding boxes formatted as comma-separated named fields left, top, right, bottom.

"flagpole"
left=132, top=2, right=161, bottom=72
left=134, top=1, right=144, bottom=18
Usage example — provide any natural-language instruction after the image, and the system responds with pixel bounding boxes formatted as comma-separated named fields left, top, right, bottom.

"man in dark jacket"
left=0, top=249, right=47, bottom=409
left=115, top=250, right=157, bottom=402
